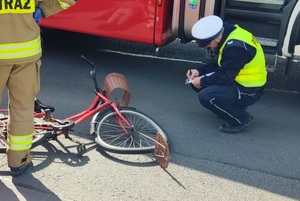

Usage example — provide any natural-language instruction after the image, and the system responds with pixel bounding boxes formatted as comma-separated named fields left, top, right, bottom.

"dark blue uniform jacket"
left=198, top=23, right=257, bottom=87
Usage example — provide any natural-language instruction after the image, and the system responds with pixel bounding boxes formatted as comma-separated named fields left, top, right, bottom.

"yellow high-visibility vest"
left=218, top=25, right=267, bottom=87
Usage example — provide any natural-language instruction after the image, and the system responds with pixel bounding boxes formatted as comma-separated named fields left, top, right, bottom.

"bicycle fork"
left=111, top=104, right=131, bottom=134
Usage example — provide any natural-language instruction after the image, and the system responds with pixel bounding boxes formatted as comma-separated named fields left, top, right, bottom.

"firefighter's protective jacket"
left=0, top=0, right=42, bottom=64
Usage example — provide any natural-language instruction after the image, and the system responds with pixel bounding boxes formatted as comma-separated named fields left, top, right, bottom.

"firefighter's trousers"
left=0, top=60, right=41, bottom=168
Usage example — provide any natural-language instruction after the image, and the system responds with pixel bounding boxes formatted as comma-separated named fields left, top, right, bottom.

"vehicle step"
left=266, top=55, right=279, bottom=73
left=255, top=37, right=278, bottom=73
left=225, top=8, right=282, bottom=21
left=256, top=37, right=277, bottom=47
left=231, top=0, right=285, bottom=5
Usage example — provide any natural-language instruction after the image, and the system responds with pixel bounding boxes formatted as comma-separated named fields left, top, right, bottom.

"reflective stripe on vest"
left=0, top=0, right=35, bottom=14
left=0, top=36, right=41, bottom=59
left=218, top=25, right=267, bottom=87
left=8, top=133, right=33, bottom=151
left=58, top=0, right=71, bottom=9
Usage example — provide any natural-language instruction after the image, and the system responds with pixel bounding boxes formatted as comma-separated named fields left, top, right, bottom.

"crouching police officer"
left=186, top=15, right=267, bottom=134
left=0, top=0, right=43, bottom=176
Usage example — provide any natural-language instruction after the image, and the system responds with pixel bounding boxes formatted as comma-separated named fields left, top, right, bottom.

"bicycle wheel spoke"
left=134, top=130, right=155, bottom=146
left=0, top=137, right=7, bottom=146
left=101, top=121, right=130, bottom=130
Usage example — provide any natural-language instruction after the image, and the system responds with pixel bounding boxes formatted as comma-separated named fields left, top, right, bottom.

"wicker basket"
left=102, top=73, right=131, bottom=107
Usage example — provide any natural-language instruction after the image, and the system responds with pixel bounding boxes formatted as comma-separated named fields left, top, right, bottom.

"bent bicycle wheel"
left=31, top=116, right=50, bottom=148
left=95, top=108, right=169, bottom=154
left=0, top=110, right=8, bottom=153
left=0, top=113, right=48, bottom=153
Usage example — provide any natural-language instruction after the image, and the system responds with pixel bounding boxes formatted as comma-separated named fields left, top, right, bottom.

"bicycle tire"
left=95, top=108, right=168, bottom=154
left=32, top=117, right=49, bottom=148
left=0, top=113, right=48, bottom=153
left=0, top=110, right=8, bottom=153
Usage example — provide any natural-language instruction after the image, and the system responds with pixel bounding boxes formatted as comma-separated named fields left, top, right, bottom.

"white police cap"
left=191, top=15, right=223, bottom=47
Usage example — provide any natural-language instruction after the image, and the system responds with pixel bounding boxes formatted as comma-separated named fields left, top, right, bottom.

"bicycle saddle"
left=34, top=98, right=55, bottom=113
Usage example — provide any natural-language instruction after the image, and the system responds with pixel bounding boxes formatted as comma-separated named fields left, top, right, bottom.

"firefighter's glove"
left=33, top=7, right=43, bottom=23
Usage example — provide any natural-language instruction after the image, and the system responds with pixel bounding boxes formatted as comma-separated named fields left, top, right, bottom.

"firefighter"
left=0, top=0, right=43, bottom=176
left=186, top=15, right=267, bottom=133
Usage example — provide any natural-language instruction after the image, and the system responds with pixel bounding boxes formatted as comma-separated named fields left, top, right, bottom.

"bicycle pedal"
left=76, top=145, right=86, bottom=155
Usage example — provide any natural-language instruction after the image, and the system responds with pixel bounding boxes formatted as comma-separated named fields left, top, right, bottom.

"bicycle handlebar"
left=81, top=55, right=95, bottom=67
left=80, top=55, right=102, bottom=93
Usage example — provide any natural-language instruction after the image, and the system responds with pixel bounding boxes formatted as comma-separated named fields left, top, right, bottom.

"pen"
left=189, top=69, right=192, bottom=76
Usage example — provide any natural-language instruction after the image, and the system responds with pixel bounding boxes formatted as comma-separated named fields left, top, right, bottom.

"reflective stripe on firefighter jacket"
left=0, top=0, right=41, bottom=60
left=0, top=0, right=35, bottom=14
left=7, top=133, right=33, bottom=151
left=58, top=0, right=71, bottom=9
left=218, top=25, right=267, bottom=87
left=0, top=36, right=41, bottom=59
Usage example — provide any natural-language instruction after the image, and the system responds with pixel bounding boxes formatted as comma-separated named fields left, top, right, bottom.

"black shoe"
left=219, top=116, right=254, bottom=134
left=10, top=161, right=33, bottom=177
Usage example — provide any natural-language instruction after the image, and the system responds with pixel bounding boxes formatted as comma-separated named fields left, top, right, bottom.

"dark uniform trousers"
left=193, top=84, right=264, bottom=126
left=0, top=60, right=41, bottom=168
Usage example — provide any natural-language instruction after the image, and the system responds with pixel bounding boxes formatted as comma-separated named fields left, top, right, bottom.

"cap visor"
left=196, top=39, right=211, bottom=47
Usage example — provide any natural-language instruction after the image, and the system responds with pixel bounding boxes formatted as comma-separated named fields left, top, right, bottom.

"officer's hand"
left=192, top=77, right=202, bottom=89
left=186, top=69, right=199, bottom=80
left=33, top=7, right=43, bottom=23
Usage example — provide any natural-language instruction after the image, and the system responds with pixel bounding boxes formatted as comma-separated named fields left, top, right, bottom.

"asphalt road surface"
left=0, top=29, right=300, bottom=201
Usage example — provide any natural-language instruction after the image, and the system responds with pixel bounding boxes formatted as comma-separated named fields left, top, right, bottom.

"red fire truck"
left=39, top=0, right=300, bottom=73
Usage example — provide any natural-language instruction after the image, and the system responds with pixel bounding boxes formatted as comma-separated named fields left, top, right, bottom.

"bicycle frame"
left=33, top=55, right=132, bottom=136
left=0, top=56, right=170, bottom=169
left=1, top=65, right=133, bottom=154
left=34, top=91, right=131, bottom=134
left=68, top=92, right=130, bottom=126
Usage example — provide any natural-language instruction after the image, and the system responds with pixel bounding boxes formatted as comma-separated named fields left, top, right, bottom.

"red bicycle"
left=0, top=55, right=170, bottom=169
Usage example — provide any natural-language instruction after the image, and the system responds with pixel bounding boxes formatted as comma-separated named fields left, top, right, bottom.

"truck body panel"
left=39, top=0, right=300, bottom=72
